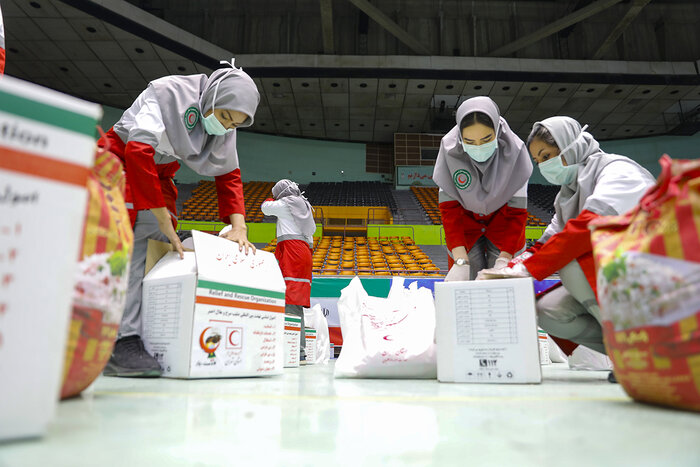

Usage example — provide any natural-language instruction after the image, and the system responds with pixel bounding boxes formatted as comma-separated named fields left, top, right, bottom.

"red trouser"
left=275, top=239, right=312, bottom=307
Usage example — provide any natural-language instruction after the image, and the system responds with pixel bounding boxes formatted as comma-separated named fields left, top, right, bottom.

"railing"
left=366, top=207, right=391, bottom=225
left=389, top=207, right=430, bottom=225
left=312, top=207, right=325, bottom=225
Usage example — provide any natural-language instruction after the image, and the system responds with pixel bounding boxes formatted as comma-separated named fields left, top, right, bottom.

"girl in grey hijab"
left=262, top=180, right=316, bottom=360
left=482, top=116, right=655, bottom=366
left=433, top=96, right=533, bottom=281
left=98, top=59, right=260, bottom=377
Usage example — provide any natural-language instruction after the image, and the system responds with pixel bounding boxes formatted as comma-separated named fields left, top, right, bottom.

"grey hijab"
left=535, top=116, right=655, bottom=224
left=432, top=96, right=533, bottom=214
left=273, top=179, right=316, bottom=239
left=151, top=59, right=260, bottom=177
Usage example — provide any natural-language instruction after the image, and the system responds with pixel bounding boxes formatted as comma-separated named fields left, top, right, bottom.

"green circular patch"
left=184, top=106, right=200, bottom=130
left=453, top=169, right=472, bottom=190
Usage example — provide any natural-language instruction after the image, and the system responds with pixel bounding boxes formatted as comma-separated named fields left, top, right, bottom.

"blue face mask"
left=202, top=75, right=235, bottom=136
left=462, top=139, right=497, bottom=162
left=202, top=112, right=230, bottom=136
left=538, top=155, right=578, bottom=185
left=537, top=124, right=588, bottom=185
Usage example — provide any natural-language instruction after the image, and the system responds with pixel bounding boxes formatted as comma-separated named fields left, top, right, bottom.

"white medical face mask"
left=202, top=74, right=235, bottom=136
left=538, top=124, right=588, bottom=185
left=462, top=138, right=497, bottom=162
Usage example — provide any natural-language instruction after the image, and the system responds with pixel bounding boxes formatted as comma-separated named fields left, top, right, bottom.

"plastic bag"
left=334, top=277, right=437, bottom=379
left=304, top=304, right=331, bottom=364
left=62, top=148, right=133, bottom=399
left=590, top=155, right=700, bottom=411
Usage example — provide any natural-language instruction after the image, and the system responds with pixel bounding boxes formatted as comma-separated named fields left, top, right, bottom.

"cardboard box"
left=538, top=328, right=551, bottom=365
left=305, top=327, right=316, bottom=365
left=435, top=278, right=542, bottom=384
left=0, top=76, right=101, bottom=439
left=284, top=314, right=301, bottom=368
left=141, top=230, right=286, bottom=378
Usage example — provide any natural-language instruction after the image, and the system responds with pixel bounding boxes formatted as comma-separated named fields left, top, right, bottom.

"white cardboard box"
left=0, top=76, right=101, bottom=439
left=435, top=278, right=542, bottom=384
left=305, top=327, right=316, bottom=365
left=284, top=314, right=301, bottom=368
left=142, top=230, right=286, bottom=378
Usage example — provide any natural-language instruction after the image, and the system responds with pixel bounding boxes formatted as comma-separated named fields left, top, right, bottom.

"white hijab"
left=150, top=59, right=260, bottom=177
left=535, top=116, right=655, bottom=224
left=272, top=179, right=316, bottom=239
left=432, top=96, right=532, bottom=215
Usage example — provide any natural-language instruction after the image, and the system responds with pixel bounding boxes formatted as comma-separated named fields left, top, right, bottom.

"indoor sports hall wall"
left=101, top=105, right=699, bottom=185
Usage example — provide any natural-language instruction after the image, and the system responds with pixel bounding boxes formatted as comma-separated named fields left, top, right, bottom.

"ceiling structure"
left=2, top=0, right=699, bottom=143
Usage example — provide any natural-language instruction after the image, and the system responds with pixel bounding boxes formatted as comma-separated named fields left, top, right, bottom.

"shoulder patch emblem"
left=453, top=169, right=472, bottom=190
left=184, top=106, right=200, bottom=130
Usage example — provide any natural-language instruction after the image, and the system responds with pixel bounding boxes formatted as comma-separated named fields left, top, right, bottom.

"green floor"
left=2, top=362, right=699, bottom=466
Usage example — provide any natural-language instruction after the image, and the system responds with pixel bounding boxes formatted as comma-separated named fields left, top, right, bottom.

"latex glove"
left=494, top=256, right=510, bottom=269
left=509, top=251, right=533, bottom=267
left=444, top=263, right=470, bottom=282
left=476, top=262, right=531, bottom=280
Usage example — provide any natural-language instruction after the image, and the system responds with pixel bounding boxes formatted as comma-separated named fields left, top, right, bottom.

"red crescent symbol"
left=383, top=335, right=393, bottom=341
left=229, top=329, right=240, bottom=346
left=199, top=326, right=211, bottom=351
left=458, top=175, right=467, bottom=183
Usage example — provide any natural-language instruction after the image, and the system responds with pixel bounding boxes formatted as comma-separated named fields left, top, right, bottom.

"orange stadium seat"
left=263, top=235, right=442, bottom=276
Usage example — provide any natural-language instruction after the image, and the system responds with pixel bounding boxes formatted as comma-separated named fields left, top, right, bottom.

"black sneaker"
left=103, top=335, right=162, bottom=377
left=607, top=371, right=618, bottom=384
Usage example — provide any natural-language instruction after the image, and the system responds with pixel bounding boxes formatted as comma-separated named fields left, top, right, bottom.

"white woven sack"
left=334, top=276, right=437, bottom=379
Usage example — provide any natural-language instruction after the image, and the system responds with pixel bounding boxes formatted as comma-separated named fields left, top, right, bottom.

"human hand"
left=508, top=251, right=533, bottom=267
left=476, top=262, right=530, bottom=280
left=150, top=207, right=184, bottom=259
left=221, top=226, right=256, bottom=255
left=444, top=263, right=470, bottom=282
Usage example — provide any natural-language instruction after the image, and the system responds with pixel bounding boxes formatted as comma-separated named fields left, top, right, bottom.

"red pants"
left=275, top=239, right=312, bottom=307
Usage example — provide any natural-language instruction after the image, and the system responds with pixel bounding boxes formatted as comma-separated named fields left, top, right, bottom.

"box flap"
left=191, top=230, right=286, bottom=293
left=144, top=251, right=197, bottom=281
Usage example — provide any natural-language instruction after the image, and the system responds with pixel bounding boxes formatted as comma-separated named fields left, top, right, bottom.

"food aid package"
left=61, top=148, right=133, bottom=399
left=284, top=314, right=301, bottom=368
left=0, top=76, right=101, bottom=439
left=435, top=278, right=542, bottom=384
left=305, top=327, right=317, bottom=364
left=538, top=328, right=551, bottom=365
left=334, top=276, right=437, bottom=379
left=304, top=303, right=331, bottom=364
left=590, top=155, right=700, bottom=411
left=141, top=230, right=286, bottom=378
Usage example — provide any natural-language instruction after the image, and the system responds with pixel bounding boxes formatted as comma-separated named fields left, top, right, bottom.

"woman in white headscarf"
left=488, top=116, right=655, bottom=364
left=98, top=59, right=260, bottom=377
left=433, top=96, right=533, bottom=281
left=261, top=180, right=316, bottom=360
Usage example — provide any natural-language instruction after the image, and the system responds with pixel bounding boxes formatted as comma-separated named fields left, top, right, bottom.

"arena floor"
left=2, top=362, right=699, bottom=466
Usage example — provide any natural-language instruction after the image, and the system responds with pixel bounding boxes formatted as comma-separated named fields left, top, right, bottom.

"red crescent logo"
left=229, top=329, right=240, bottom=346
left=383, top=335, right=393, bottom=341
